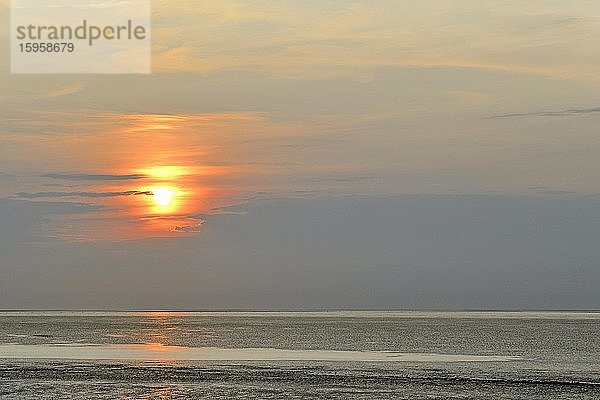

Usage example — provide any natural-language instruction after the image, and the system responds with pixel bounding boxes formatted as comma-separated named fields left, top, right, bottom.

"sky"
left=1, top=1, right=600, bottom=309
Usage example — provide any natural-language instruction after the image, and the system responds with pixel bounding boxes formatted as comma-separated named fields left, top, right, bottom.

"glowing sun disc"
left=153, top=188, right=174, bottom=206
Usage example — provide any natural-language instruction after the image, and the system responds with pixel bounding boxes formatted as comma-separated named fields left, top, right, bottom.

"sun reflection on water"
left=139, top=312, right=182, bottom=363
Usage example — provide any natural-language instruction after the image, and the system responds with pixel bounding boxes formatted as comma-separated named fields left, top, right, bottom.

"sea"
left=0, top=311, right=599, bottom=399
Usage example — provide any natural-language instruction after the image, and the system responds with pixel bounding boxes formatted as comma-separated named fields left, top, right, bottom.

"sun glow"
left=153, top=188, right=174, bottom=206
left=141, top=166, right=191, bottom=179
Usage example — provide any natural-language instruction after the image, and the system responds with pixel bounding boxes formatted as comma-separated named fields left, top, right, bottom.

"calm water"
left=1, top=311, right=600, bottom=399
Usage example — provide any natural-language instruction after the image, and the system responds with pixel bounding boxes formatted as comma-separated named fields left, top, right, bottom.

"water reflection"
left=142, top=312, right=181, bottom=346
left=139, top=387, right=179, bottom=400
left=120, top=386, right=182, bottom=400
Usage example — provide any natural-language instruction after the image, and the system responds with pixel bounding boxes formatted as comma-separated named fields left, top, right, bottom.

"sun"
left=153, top=188, right=174, bottom=206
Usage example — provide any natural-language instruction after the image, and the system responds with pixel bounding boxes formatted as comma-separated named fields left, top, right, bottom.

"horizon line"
left=1, top=308, right=599, bottom=313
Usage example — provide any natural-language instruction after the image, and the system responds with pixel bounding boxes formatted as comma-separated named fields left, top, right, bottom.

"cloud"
left=15, top=190, right=152, bottom=199
left=309, top=175, right=377, bottom=183
left=490, top=107, right=600, bottom=119
left=147, top=1, right=600, bottom=82
left=0, top=198, right=103, bottom=244
left=42, top=83, right=84, bottom=98
left=173, top=222, right=205, bottom=233
left=529, top=187, right=577, bottom=195
left=42, top=173, right=146, bottom=181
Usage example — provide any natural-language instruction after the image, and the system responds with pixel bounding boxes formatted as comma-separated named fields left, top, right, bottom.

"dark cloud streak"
left=15, top=190, right=153, bottom=199
left=42, top=173, right=146, bottom=181
left=490, top=106, right=600, bottom=119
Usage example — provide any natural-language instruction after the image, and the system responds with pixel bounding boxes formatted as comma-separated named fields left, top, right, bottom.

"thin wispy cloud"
left=41, top=83, right=85, bottom=98
left=490, top=107, right=600, bottom=119
left=149, top=1, right=600, bottom=82
left=529, top=187, right=577, bottom=195
left=173, top=222, right=204, bottom=233
left=309, top=176, right=377, bottom=183
left=42, top=173, right=146, bottom=181
left=15, top=190, right=153, bottom=199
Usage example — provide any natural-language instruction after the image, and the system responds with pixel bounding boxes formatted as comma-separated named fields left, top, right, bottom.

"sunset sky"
left=1, top=1, right=600, bottom=309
